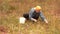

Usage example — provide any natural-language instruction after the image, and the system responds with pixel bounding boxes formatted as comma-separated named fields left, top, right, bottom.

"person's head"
left=34, top=6, right=41, bottom=12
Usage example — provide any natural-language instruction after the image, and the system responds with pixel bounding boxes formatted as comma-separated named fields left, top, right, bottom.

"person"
left=23, top=6, right=48, bottom=23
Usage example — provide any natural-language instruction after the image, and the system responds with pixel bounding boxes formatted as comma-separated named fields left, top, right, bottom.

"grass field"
left=0, top=0, right=60, bottom=34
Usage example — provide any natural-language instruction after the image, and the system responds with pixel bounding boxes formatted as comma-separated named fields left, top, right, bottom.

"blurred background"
left=0, top=0, right=60, bottom=34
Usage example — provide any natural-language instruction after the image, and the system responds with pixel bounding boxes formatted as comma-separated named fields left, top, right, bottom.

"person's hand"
left=31, top=18, right=37, bottom=22
left=33, top=19, right=37, bottom=22
left=44, top=19, right=48, bottom=23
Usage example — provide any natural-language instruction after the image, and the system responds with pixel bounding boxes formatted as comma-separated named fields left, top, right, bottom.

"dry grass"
left=0, top=0, right=60, bottom=34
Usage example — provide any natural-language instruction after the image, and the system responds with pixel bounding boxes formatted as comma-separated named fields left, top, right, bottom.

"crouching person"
left=23, top=6, right=48, bottom=23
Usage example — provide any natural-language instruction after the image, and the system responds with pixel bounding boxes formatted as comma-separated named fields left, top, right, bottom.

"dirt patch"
left=0, top=25, right=8, bottom=33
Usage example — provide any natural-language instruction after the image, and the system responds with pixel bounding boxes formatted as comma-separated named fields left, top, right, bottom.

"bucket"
left=19, top=17, right=26, bottom=24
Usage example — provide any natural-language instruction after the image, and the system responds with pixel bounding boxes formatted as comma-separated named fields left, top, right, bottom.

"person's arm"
left=40, top=11, right=48, bottom=23
left=29, top=8, right=37, bottom=22
left=29, top=8, right=34, bottom=20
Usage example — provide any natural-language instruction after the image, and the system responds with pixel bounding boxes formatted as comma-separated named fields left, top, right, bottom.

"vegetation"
left=0, top=0, right=60, bottom=34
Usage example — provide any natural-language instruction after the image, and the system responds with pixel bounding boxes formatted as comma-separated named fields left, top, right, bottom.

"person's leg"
left=23, top=13, right=29, bottom=20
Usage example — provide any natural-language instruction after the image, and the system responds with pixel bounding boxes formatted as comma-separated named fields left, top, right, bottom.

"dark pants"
left=23, top=13, right=29, bottom=20
left=23, top=13, right=39, bottom=20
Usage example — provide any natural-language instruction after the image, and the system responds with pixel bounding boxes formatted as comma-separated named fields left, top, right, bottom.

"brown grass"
left=0, top=0, right=60, bottom=34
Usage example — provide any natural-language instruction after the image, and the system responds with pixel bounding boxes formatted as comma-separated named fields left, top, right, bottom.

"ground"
left=0, top=0, right=60, bottom=34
